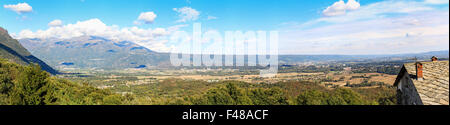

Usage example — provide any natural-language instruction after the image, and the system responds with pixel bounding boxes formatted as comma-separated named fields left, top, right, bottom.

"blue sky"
left=0, top=0, right=375, bottom=32
left=0, top=0, right=449, bottom=54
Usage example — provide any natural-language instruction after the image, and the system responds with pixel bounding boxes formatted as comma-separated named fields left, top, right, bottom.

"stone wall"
left=396, top=74, right=423, bottom=105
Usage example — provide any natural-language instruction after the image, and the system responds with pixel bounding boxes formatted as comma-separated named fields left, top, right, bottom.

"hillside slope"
left=0, top=27, right=58, bottom=74
left=0, top=58, right=125, bottom=105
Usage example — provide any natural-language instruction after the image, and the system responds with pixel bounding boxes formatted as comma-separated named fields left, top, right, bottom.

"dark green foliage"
left=332, top=88, right=365, bottom=105
left=352, top=87, right=396, bottom=105
left=47, top=79, right=124, bottom=105
left=0, top=70, right=13, bottom=94
left=0, top=58, right=123, bottom=105
left=296, top=90, right=330, bottom=105
left=377, top=94, right=396, bottom=105
left=296, top=88, right=370, bottom=105
left=345, top=81, right=388, bottom=88
left=103, top=95, right=124, bottom=105
left=203, top=83, right=253, bottom=105
left=193, top=82, right=289, bottom=105
left=123, top=79, right=395, bottom=105
left=9, top=64, right=51, bottom=105
left=248, top=88, right=289, bottom=105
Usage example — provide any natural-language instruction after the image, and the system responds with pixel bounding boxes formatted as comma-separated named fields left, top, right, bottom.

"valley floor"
left=58, top=68, right=397, bottom=105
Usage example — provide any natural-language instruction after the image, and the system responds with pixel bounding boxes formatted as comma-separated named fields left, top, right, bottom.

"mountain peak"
left=0, top=27, right=8, bottom=34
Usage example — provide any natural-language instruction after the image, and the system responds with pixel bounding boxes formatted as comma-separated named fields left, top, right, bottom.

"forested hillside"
left=0, top=58, right=127, bottom=105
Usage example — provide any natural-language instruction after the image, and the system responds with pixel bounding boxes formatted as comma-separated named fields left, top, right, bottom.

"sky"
left=0, top=0, right=449, bottom=55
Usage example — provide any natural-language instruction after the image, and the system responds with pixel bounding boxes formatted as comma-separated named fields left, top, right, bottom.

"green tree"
left=248, top=88, right=288, bottom=105
left=204, top=83, right=253, bottom=105
left=206, top=87, right=235, bottom=105
left=103, top=95, right=123, bottom=105
left=333, top=88, right=365, bottom=105
left=296, top=88, right=369, bottom=105
left=0, top=70, right=13, bottom=94
left=9, top=64, right=51, bottom=105
left=296, top=90, right=329, bottom=105
left=377, top=93, right=396, bottom=105
left=0, top=58, right=125, bottom=105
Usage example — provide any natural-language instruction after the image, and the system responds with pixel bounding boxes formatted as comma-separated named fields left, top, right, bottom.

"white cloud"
left=152, top=28, right=167, bottom=36
left=14, top=18, right=185, bottom=52
left=346, top=0, right=360, bottom=10
left=136, top=12, right=157, bottom=24
left=302, top=0, right=435, bottom=25
left=323, top=0, right=360, bottom=17
left=18, top=29, right=34, bottom=38
left=279, top=10, right=449, bottom=55
left=323, top=0, right=347, bottom=16
left=3, top=2, right=33, bottom=14
left=48, top=20, right=63, bottom=27
left=280, top=0, right=449, bottom=55
left=173, top=7, right=200, bottom=22
left=424, top=0, right=449, bottom=4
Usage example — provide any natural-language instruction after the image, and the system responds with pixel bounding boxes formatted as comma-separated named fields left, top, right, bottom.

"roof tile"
left=404, top=61, right=449, bottom=105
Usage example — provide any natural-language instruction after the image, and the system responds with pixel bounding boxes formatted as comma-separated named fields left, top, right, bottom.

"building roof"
left=398, top=61, right=449, bottom=105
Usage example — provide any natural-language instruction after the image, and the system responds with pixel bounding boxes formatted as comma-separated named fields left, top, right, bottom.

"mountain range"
left=15, top=33, right=449, bottom=71
left=19, top=36, right=170, bottom=70
left=0, top=27, right=58, bottom=74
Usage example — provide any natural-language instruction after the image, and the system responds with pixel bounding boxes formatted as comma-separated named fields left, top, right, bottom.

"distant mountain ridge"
left=0, top=27, right=58, bottom=74
left=19, top=36, right=170, bottom=70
